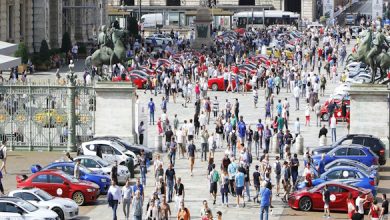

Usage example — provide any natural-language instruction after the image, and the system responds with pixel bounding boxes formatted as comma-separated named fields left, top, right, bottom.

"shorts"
left=324, top=202, right=329, bottom=209
left=236, top=186, right=244, bottom=196
left=189, top=157, right=195, bottom=166
left=320, top=85, right=325, bottom=90
left=172, top=88, right=177, bottom=93
left=275, top=174, right=281, bottom=183
left=188, top=135, right=194, bottom=141
left=210, top=182, right=217, bottom=194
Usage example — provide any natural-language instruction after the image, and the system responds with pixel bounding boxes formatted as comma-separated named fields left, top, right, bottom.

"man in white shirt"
left=187, top=119, right=195, bottom=141
left=293, top=84, right=301, bottom=110
left=355, top=192, right=368, bottom=219
left=330, top=114, right=337, bottom=143
left=294, top=117, right=300, bottom=139
left=176, top=128, right=185, bottom=158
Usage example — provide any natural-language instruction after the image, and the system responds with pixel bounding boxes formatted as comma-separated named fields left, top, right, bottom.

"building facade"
left=0, top=0, right=107, bottom=53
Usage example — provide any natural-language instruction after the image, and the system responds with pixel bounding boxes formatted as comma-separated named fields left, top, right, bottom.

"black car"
left=92, top=136, right=154, bottom=161
left=324, top=134, right=386, bottom=165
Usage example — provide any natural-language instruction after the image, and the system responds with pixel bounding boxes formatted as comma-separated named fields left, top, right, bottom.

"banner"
left=372, top=0, right=383, bottom=19
left=323, top=0, right=334, bottom=20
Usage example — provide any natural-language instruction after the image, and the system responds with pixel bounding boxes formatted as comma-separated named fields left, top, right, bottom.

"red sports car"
left=320, top=97, right=350, bottom=121
left=112, top=73, right=149, bottom=89
left=288, top=181, right=373, bottom=212
left=208, top=75, right=252, bottom=91
left=16, top=170, right=100, bottom=206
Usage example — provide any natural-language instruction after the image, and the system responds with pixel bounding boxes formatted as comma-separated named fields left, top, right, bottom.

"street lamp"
left=66, top=62, right=77, bottom=152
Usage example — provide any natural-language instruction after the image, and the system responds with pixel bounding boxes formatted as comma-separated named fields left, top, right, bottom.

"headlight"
left=101, top=178, right=107, bottom=183
left=87, top=188, right=95, bottom=192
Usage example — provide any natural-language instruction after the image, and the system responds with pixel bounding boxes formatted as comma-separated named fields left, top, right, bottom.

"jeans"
left=123, top=198, right=131, bottom=219
left=169, top=151, right=176, bottom=166
left=291, top=170, right=298, bottom=185
left=132, top=215, right=142, bottom=220
left=331, top=128, right=336, bottom=143
left=265, top=138, right=270, bottom=153
left=112, top=200, right=119, bottom=220
left=201, top=143, right=208, bottom=161
left=245, top=181, right=251, bottom=200
left=140, top=165, right=147, bottom=186
left=279, top=145, right=284, bottom=159
left=167, top=180, right=174, bottom=202
left=149, top=111, right=155, bottom=124
left=295, top=97, right=299, bottom=110
left=232, top=143, right=237, bottom=158
left=222, top=191, right=228, bottom=204
left=254, top=141, right=260, bottom=159
left=260, top=206, right=269, bottom=220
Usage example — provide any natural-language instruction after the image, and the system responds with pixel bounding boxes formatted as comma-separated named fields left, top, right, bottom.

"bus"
left=233, top=10, right=300, bottom=28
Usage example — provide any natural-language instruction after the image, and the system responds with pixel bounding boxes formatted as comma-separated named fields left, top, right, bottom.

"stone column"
left=301, top=0, right=315, bottom=22
left=14, top=0, right=21, bottom=43
left=0, top=0, right=6, bottom=41
left=94, top=82, right=137, bottom=143
left=349, top=84, right=390, bottom=159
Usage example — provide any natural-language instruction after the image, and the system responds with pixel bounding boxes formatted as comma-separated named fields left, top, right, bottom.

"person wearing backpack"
left=0, top=140, right=6, bottom=174
left=230, top=130, right=238, bottom=158
left=253, top=130, right=260, bottom=160
left=273, top=156, right=282, bottom=196
left=209, top=164, right=220, bottom=205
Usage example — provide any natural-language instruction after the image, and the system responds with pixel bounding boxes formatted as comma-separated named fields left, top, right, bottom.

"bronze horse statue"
left=85, top=27, right=128, bottom=79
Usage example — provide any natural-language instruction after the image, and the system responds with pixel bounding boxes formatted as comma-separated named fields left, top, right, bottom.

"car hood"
left=87, top=172, right=110, bottom=180
left=51, top=197, right=78, bottom=208
left=76, top=180, right=100, bottom=189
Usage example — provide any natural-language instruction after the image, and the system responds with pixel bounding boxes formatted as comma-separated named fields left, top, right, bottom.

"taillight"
left=379, top=149, right=385, bottom=156
left=369, top=180, right=375, bottom=186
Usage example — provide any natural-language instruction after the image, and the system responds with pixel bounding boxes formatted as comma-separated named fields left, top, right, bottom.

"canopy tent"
left=0, top=41, right=21, bottom=70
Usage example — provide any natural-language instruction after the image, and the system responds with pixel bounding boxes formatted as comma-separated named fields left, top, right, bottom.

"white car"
left=74, top=155, right=130, bottom=184
left=79, top=139, right=138, bottom=166
left=9, top=188, right=78, bottom=220
left=0, top=197, right=59, bottom=220
left=145, top=34, right=173, bottom=46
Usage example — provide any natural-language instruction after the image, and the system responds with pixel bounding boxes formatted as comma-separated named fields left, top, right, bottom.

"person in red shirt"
left=318, top=48, right=323, bottom=58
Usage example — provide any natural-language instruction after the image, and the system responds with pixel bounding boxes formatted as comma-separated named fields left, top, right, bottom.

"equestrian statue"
left=85, top=20, right=128, bottom=79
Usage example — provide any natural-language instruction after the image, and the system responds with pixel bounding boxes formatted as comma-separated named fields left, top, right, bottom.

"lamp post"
left=67, top=62, right=77, bottom=152
left=120, top=5, right=126, bottom=29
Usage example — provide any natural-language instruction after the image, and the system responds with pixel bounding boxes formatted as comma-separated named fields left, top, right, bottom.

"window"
left=49, top=175, right=64, bottom=184
left=365, top=139, right=382, bottom=151
left=32, top=174, right=48, bottom=183
left=351, top=137, right=365, bottom=145
left=81, top=159, right=99, bottom=168
left=166, top=0, right=180, bottom=6
left=340, top=170, right=357, bottom=179
left=339, top=139, right=353, bottom=145
left=327, top=185, right=340, bottom=193
left=21, top=193, right=40, bottom=201
left=0, top=203, right=5, bottom=212
left=87, top=144, right=96, bottom=151
left=62, top=166, right=74, bottom=175
left=5, top=203, right=22, bottom=213
left=113, top=147, right=122, bottom=155
left=348, top=148, right=362, bottom=156
left=12, top=192, right=22, bottom=199
left=100, top=145, right=114, bottom=154
left=326, top=170, right=342, bottom=179
left=335, top=148, right=347, bottom=156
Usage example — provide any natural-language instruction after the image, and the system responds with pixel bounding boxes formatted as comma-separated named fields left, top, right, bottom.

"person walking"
left=381, top=194, right=388, bottom=220
left=213, top=96, right=219, bottom=118
left=330, top=114, right=337, bottom=143
left=174, top=177, right=185, bottom=212
left=293, top=84, right=300, bottom=110
left=277, top=130, right=284, bottom=159
left=74, top=159, right=81, bottom=179
left=108, top=180, right=122, bottom=220
left=305, top=104, right=311, bottom=126
left=273, top=156, right=281, bottom=196
left=169, top=137, right=178, bottom=166
left=122, top=179, right=133, bottom=220
left=291, top=154, right=299, bottom=185
left=201, top=129, right=209, bottom=162
left=187, top=140, right=196, bottom=176
left=138, top=121, right=145, bottom=145
left=111, top=161, right=119, bottom=185
left=322, top=184, right=331, bottom=218
left=165, top=163, right=176, bottom=203
left=264, top=125, right=272, bottom=153
left=228, top=158, right=237, bottom=196
left=131, top=190, right=143, bottom=220
left=314, top=101, right=321, bottom=127
left=0, top=140, right=7, bottom=174
left=368, top=200, right=381, bottom=220
left=235, top=167, right=245, bottom=208
left=347, top=192, right=356, bottom=220
left=138, top=150, right=147, bottom=186
left=259, top=181, right=272, bottom=220
left=209, top=164, right=220, bottom=205
left=177, top=201, right=190, bottom=220
left=148, top=98, right=155, bottom=125
left=220, top=170, right=230, bottom=207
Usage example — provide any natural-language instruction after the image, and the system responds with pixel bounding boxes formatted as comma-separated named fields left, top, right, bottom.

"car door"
left=81, top=158, right=100, bottom=172
left=48, top=174, right=70, bottom=198
left=100, top=144, right=115, bottom=163
left=327, top=185, right=344, bottom=210
left=333, top=147, right=347, bottom=160
left=31, top=174, right=50, bottom=194
left=347, top=147, right=362, bottom=162
left=19, top=192, right=41, bottom=207
left=325, top=170, right=343, bottom=181
left=0, top=202, right=24, bottom=219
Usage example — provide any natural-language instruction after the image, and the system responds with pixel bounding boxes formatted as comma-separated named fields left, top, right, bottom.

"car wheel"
left=52, top=207, right=65, bottom=220
left=72, top=191, right=85, bottom=206
left=321, top=113, right=329, bottom=121
left=299, top=197, right=312, bottom=211
left=211, top=83, right=218, bottom=91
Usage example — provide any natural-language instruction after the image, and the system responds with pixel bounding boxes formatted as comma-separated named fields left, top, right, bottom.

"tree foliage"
left=61, top=32, right=72, bottom=53
left=127, top=17, right=139, bottom=38
left=39, top=40, right=50, bottom=61
left=14, top=42, right=29, bottom=64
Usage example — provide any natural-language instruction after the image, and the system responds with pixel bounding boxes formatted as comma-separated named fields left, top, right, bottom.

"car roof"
left=0, top=196, right=26, bottom=202
left=326, top=166, right=360, bottom=172
left=48, top=161, right=74, bottom=166
left=334, top=144, right=366, bottom=149
left=74, top=155, right=100, bottom=160
left=10, top=188, right=40, bottom=194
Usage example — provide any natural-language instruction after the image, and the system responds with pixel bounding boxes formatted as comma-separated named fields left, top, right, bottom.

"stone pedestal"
left=192, top=8, right=213, bottom=49
left=94, top=82, right=136, bottom=143
left=349, top=84, right=390, bottom=159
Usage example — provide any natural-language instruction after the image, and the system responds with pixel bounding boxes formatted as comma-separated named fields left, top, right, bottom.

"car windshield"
left=16, top=200, right=39, bottom=212
left=36, top=189, right=54, bottom=201
left=112, top=141, right=127, bottom=152
left=61, top=173, right=80, bottom=183
left=95, top=157, right=110, bottom=167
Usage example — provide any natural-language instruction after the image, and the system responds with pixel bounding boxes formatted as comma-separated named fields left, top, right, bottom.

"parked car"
left=208, top=75, right=252, bottom=91
left=74, top=155, right=130, bottom=184
left=296, top=166, right=377, bottom=195
left=79, top=139, right=138, bottom=166
left=312, top=144, right=379, bottom=167
left=320, top=97, right=350, bottom=121
left=9, top=188, right=79, bottom=220
left=91, top=136, right=154, bottom=161
left=0, top=196, right=59, bottom=220
left=320, top=134, right=386, bottom=165
left=310, top=146, right=334, bottom=156
left=324, top=159, right=379, bottom=184
left=16, top=170, right=100, bottom=205
left=288, top=181, right=373, bottom=212
left=345, top=14, right=355, bottom=25
left=31, top=162, right=111, bottom=194
left=145, top=34, right=173, bottom=46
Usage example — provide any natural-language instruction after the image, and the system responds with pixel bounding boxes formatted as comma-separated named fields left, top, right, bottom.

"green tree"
left=61, top=32, right=72, bottom=53
left=14, top=42, right=29, bottom=64
left=127, top=17, right=139, bottom=38
left=39, top=39, right=50, bottom=61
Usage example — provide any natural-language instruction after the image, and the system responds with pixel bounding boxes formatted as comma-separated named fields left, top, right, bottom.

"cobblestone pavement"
left=2, top=40, right=390, bottom=220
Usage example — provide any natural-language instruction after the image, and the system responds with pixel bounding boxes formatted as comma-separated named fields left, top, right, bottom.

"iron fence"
left=0, top=80, right=95, bottom=151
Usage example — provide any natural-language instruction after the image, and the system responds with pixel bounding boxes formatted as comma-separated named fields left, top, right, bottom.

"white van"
left=141, top=13, right=163, bottom=28
left=79, top=140, right=138, bottom=166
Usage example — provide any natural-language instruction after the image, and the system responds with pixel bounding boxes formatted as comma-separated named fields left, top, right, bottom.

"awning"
left=0, top=55, right=21, bottom=70
left=0, top=41, right=18, bottom=56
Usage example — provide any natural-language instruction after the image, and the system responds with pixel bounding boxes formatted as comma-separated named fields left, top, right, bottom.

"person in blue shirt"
left=234, top=74, right=240, bottom=93
left=237, top=116, right=246, bottom=143
left=228, top=159, right=237, bottom=196
left=235, top=166, right=245, bottom=208
left=148, top=98, right=155, bottom=125
left=316, top=153, right=326, bottom=175
left=259, top=181, right=272, bottom=220
left=266, top=77, right=274, bottom=98
left=276, top=99, right=283, bottom=117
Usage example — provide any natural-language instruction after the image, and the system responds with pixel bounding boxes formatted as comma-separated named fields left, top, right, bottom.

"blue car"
left=297, top=166, right=377, bottom=195
left=312, top=144, right=379, bottom=167
left=32, top=162, right=111, bottom=194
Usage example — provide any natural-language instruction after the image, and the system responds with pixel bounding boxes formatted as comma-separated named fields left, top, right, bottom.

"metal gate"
left=0, top=81, right=95, bottom=151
